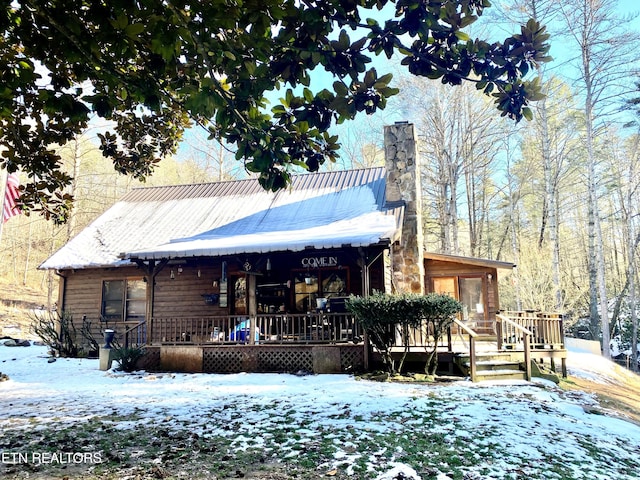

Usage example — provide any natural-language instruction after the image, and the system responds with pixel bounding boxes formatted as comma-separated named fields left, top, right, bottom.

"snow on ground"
left=1, top=344, right=640, bottom=479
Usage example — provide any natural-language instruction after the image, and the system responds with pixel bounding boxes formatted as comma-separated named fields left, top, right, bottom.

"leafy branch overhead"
left=0, top=0, right=550, bottom=221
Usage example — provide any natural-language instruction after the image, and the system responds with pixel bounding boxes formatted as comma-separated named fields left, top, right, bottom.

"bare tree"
left=395, top=76, right=503, bottom=256
left=521, top=80, right=581, bottom=310
left=495, top=0, right=568, bottom=311
left=558, top=0, right=639, bottom=357
left=329, top=115, right=388, bottom=170
left=498, top=125, right=525, bottom=311
left=176, top=126, right=246, bottom=183
left=622, top=136, right=639, bottom=372
left=606, top=132, right=640, bottom=370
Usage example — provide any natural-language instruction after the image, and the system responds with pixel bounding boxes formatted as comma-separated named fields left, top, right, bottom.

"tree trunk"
left=66, top=138, right=82, bottom=241
left=628, top=229, right=638, bottom=373
left=22, top=220, right=33, bottom=285
left=505, top=150, right=522, bottom=311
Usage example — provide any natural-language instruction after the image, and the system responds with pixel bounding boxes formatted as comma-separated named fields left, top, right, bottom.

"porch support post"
left=135, top=258, right=168, bottom=345
left=469, top=336, right=477, bottom=382
left=358, top=248, right=383, bottom=372
left=247, top=273, right=257, bottom=345
left=362, top=259, right=370, bottom=371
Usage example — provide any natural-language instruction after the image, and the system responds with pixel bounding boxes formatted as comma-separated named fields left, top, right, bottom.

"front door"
left=230, top=277, right=247, bottom=315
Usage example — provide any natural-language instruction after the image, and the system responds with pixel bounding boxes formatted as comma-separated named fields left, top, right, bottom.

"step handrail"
left=496, top=314, right=532, bottom=381
left=124, top=320, right=146, bottom=349
left=452, top=318, right=478, bottom=382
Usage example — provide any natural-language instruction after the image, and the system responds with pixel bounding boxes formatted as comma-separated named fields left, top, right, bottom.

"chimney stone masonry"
left=384, top=122, right=425, bottom=294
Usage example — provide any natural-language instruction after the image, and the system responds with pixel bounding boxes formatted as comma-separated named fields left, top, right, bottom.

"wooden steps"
left=455, top=350, right=528, bottom=382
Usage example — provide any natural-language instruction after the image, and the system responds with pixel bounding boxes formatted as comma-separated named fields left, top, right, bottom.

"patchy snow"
left=1, top=344, right=640, bottom=479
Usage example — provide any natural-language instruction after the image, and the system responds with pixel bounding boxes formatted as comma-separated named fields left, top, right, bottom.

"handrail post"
left=524, top=333, right=531, bottom=381
left=453, top=318, right=478, bottom=381
left=469, top=336, right=476, bottom=382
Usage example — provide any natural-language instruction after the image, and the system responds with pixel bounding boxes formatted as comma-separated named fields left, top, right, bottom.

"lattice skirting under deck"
left=340, top=345, right=365, bottom=372
left=254, top=347, right=314, bottom=373
left=203, top=348, right=245, bottom=373
left=140, top=344, right=365, bottom=374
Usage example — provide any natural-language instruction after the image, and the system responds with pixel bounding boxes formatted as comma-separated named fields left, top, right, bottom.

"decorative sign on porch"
left=219, top=280, right=228, bottom=307
left=301, top=256, right=339, bottom=268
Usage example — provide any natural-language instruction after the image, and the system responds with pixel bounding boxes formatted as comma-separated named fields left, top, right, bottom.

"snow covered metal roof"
left=40, top=167, right=403, bottom=270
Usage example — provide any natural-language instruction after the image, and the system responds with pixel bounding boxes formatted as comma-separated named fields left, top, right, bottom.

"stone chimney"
left=384, top=122, right=425, bottom=294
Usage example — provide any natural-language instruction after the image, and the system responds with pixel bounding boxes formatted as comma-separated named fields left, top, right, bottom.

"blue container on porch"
left=229, top=320, right=261, bottom=342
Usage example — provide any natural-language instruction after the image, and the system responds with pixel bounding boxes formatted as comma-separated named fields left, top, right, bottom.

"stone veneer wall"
left=384, top=122, right=425, bottom=294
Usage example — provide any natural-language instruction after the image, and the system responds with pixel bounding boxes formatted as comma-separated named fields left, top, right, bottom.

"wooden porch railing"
left=496, top=313, right=534, bottom=381
left=100, top=320, right=147, bottom=349
left=148, top=313, right=362, bottom=345
left=497, top=311, right=564, bottom=350
left=399, top=321, right=453, bottom=349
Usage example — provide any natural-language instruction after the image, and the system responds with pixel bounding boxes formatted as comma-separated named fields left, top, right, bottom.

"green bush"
left=113, top=346, right=146, bottom=372
left=415, top=293, right=462, bottom=375
left=346, top=293, right=399, bottom=373
left=346, top=292, right=462, bottom=375
left=347, top=292, right=426, bottom=374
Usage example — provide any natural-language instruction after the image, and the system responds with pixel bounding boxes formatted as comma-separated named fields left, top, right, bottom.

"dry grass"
left=562, top=356, right=640, bottom=426
left=0, top=279, right=49, bottom=339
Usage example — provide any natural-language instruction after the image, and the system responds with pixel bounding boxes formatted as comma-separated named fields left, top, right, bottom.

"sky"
left=174, top=0, right=640, bottom=171
left=1, top=343, right=639, bottom=479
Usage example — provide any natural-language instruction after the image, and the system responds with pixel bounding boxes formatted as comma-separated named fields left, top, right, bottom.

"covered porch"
left=118, top=309, right=566, bottom=380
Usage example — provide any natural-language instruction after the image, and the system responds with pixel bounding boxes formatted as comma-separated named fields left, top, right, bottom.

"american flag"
left=3, top=173, right=21, bottom=223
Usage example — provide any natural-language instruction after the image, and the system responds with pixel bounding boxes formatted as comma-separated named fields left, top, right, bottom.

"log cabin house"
left=40, top=123, right=565, bottom=379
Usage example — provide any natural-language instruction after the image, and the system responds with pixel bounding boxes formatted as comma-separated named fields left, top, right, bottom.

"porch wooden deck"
left=114, top=311, right=567, bottom=380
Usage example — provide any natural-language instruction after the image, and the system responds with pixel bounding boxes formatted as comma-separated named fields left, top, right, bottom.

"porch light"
left=197, top=269, right=201, bottom=278
left=266, top=258, right=272, bottom=271
left=170, top=269, right=175, bottom=280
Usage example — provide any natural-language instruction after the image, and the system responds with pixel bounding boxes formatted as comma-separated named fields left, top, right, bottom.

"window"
left=101, top=280, right=124, bottom=321
left=432, top=277, right=456, bottom=298
left=101, top=279, right=146, bottom=322
left=294, top=269, right=347, bottom=312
